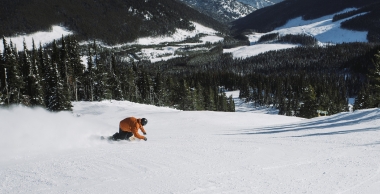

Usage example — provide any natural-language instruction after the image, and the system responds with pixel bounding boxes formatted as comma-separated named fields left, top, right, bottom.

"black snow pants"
left=112, top=128, right=133, bottom=140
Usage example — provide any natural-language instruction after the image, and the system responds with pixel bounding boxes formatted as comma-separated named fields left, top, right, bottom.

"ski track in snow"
left=1, top=91, right=380, bottom=193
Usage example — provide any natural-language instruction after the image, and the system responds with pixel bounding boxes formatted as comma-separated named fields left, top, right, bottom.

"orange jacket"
left=119, top=117, right=146, bottom=140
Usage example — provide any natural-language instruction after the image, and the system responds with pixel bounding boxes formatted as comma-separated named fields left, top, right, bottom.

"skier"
left=111, top=117, right=148, bottom=141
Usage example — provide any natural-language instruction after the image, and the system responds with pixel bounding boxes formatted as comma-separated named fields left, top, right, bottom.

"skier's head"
left=141, top=118, right=148, bottom=126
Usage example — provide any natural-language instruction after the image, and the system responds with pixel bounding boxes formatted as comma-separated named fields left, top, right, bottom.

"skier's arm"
left=140, top=125, right=147, bottom=135
left=132, top=129, right=146, bottom=140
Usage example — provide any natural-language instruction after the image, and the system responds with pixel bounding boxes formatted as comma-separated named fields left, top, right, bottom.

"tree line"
left=0, top=36, right=235, bottom=112
left=2, top=34, right=380, bottom=118
left=151, top=42, right=380, bottom=118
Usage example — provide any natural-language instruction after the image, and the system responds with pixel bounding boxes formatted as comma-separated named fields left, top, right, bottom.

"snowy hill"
left=224, top=8, right=369, bottom=59
left=1, top=91, right=380, bottom=193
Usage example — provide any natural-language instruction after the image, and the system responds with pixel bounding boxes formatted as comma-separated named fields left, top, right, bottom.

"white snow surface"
left=126, top=22, right=220, bottom=46
left=1, top=91, right=380, bottom=194
left=0, top=26, right=72, bottom=51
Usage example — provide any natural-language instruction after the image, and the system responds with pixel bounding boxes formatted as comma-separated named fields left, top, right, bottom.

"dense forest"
left=1, top=34, right=380, bottom=118
left=0, top=0, right=228, bottom=45
left=0, top=36, right=235, bottom=112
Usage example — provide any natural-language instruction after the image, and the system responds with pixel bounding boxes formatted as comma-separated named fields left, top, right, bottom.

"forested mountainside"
left=232, top=0, right=380, bottom=42
left=237, top=0, right=282, bottom=9
left=178, top=0, right=256, bottom=23
left=0, top=0, right=227, bottom=45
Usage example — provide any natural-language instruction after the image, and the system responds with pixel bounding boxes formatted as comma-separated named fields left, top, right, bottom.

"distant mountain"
left=231, top=0, right=380, bottom=42
left=236, top=0, right=283, bottom=9
left=178, top=0, right=256, bottom=23
left=0, top=0, right=227, bottom=45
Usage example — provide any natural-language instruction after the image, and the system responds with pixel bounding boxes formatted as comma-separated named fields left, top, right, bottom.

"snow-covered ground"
left=1, top=91, right=380, bottom=194
left=225, top=8, right=369, bottom=59
left=0, top=26, right=72, bottom=51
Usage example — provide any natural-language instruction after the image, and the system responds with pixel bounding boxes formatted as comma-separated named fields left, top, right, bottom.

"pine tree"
left=59, top=36, right=71, bottom=100
left=21, top=39, right=32, bottom=105
left=108, top=54, right=123, bottom=100
left=45, top=55, right=72, bottom=111
left=29, top=40, right=45, bottom=106
left=227, top=95, right=235, bottom=112
left=4, top=40, right=24, bottom=105
left=153, top=71, right=164, bottom=106
left=204, top=86, right=216, bottom=111
left=178, top=79, right=191, bottom=110
left=354, top=83, right=373, bottom=110
left=67, top=36, right=84, bottom=101
left=0, top=37, right=7, bottom=104
left=94, top=61, right=111, bottom=101
left=299, top=85, right=318, bottom=118
left=85, top=48, right=95, bottom=101
left=368, top=50, right=380, bottom=107
left=194, top=82, right=205, bottom=110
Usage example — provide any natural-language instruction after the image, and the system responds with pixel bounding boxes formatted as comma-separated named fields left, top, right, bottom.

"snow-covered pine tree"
left=29, top=39, right=45, bottom=106
left=59, top=36, right=71, bottom=100
left=0, top=37, right=7, bottom=104
left=108, top=54, right=123, bottom=100
left=67, top=36, right=84, bottom=101
left=85, top=47, right=95, bottom=101
left=21, top=39, right=32, bottom=106
left=45, top=54, right=72, bottom=111
left=94, top=59, right=111, bottom=101
left=4, top=40, right=24, bottom=105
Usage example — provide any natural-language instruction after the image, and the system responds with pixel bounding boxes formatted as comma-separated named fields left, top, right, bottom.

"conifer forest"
left=1, top=34, right=380, bottom=118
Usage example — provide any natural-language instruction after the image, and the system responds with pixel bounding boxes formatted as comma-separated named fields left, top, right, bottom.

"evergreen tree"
left=178, top=79, right=191, bottom=110
left=4, top=40, right=24, bottom=105
left=299, top=85, right=318, bottom=118
left=67, top=36, right=84, bottom=101
left=45, top=55, right=72, bottom=111
left=108, top=54, right=123, bottom=100
left=368, top=50, right=380, bottom=106
left=0, top=37, right=7, bottom=104
left=227, top=95, right=235, bottom=112
left=21, top=39, right=32, bottom=105
left=94, top=61, right=111, bottom=101
left=354, top=83, right=373, bottom=110
left=85, top=48, right=95, bottom=101
left=194, top=82, right=205, bottom=110
left=153, top=71, right=164, bottom=106
left=204, top=86, right=216, bottom=111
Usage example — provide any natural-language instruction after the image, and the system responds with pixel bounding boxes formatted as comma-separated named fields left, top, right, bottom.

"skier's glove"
left=143, top=132, right=147, bottom=135
left=143, top=137, right=147, bottom=141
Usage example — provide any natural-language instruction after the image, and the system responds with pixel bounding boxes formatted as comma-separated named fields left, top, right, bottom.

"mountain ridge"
left=231, top=0, right=380, bottom=43
left=0, top=0, right=228, bottom=45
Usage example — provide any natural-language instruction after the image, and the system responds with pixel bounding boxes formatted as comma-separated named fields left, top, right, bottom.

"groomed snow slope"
left=1, top=91, right=380, bottom=194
